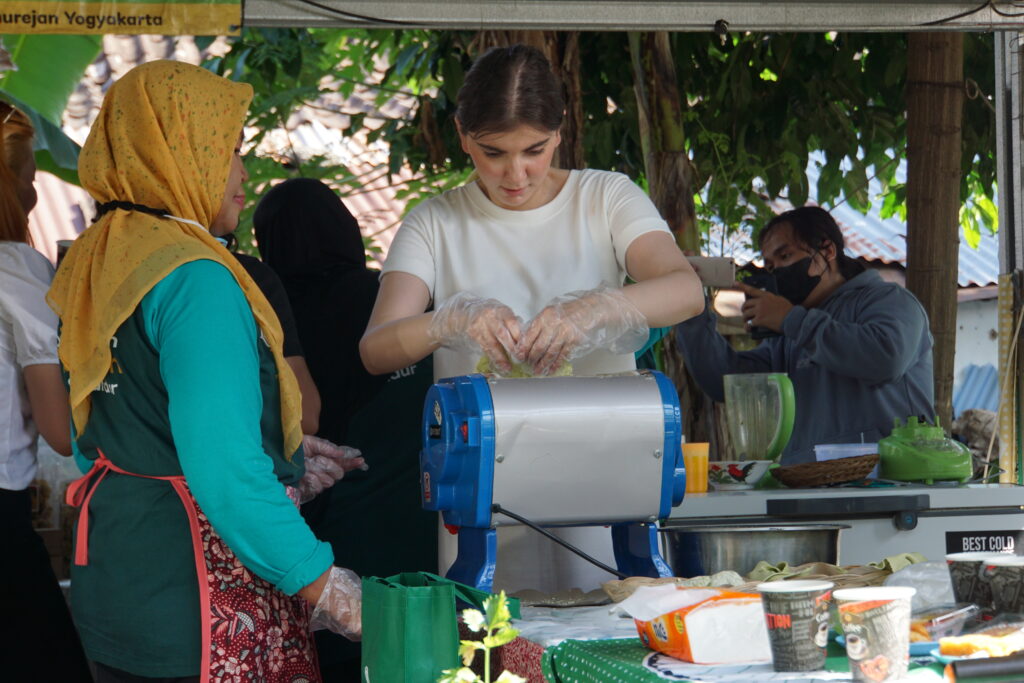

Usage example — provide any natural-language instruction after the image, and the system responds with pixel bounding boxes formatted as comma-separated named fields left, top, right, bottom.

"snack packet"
left=910, top=603, right=980, bottom=642
left=614, top=585, right=771, bottom=664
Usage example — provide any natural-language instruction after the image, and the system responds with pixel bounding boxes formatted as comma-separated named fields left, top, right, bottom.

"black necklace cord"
left=93, top=200, right=171, bottom=224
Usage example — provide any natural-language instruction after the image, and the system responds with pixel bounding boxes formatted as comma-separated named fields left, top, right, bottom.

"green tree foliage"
left=202, top=29, right=352, bottom=252
left=577, top=31, right=995, bottom=245
left=958, top=33, right=998, bottom=248
left=216, top=29, right=996, bottom=253
left=206, top=28, right=478, bottom=253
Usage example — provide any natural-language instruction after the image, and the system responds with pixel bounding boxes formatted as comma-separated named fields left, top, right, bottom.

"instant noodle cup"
left=834, top=586, right=916, bottom=682
left=984, top=555, right=1024, bottom=614
left=757, top=580, right=834, bottom=672
left=616, top=585, right=771, bottom=664
left=946, top=551, right=1003, bottom=610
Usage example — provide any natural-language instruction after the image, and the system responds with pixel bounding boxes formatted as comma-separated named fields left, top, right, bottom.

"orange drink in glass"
left=682, top=442, right=710, bottom=494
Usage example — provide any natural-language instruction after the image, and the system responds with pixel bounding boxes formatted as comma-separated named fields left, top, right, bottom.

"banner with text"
left=0, top=0, right=239, bottom=35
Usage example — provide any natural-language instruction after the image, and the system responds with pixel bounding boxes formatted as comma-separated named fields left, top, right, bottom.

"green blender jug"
left=723, top=373, right=796, bottom=462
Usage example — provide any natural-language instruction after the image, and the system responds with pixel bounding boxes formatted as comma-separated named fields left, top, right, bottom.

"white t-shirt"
left=383, top=169, right=672, bottom=593
left=0, top=241, right=59, bottom=491
left=384, top=168, right=671, bottom=380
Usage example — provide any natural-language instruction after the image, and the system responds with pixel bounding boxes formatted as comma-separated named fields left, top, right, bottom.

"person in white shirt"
left=0, top=102, right=92, bottom=679
left=359, top=45, right=705, bottom=593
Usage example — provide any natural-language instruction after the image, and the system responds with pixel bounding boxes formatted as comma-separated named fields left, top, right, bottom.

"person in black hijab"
left=254, top=177, right=385, bottom=444
left=254, top=178, right=437, bottom=682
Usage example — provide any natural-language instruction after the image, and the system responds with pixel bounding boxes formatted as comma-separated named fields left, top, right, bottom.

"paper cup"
left=984, top=555, right=1024, bottom=614
left=834, top=586, right=916, bottom=682
left=946, top=552, right=1004, bottom=609
left=757, top=580, right=834, bottom=672
left=682, top=443, right=709, bottom=494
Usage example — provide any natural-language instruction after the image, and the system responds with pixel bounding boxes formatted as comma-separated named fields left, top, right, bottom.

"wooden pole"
left=906, top=32, right=964, bottom=430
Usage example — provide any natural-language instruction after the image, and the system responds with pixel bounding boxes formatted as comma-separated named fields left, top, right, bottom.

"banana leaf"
left=0, top=34, right=101, bottom=124
left=0, top=34, right=101, bottom=185
left=0, top=89, right=81, bottom=185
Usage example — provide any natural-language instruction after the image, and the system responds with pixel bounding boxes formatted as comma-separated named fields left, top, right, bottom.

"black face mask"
left=773, top=256, right=821, bottom=305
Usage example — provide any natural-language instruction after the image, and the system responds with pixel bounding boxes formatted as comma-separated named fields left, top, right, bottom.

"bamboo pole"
left=905, top=32, right=964, bottom=431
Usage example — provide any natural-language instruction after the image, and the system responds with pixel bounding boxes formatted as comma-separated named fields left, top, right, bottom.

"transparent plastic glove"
left=291, top=436, right=367, bottom=504
left=427, top=291, right=523, bottom=374
left=309, top=566, right=362, bottom=640
left=516, top=284, right=648, bottom=376
left=303, top=435, right=367, bottom=473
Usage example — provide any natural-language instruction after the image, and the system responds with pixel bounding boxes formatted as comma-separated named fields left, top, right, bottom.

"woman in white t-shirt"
left=0, top=103, right=92, bottom=678
left=359, top=45, right=704, bottom=593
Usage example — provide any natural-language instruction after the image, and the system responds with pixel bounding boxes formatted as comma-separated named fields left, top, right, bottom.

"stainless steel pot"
left=660, top=523, right=850, bottom=577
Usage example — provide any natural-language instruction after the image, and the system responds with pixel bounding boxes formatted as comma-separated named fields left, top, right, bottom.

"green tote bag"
left=360, top=572, right=520, bottom=683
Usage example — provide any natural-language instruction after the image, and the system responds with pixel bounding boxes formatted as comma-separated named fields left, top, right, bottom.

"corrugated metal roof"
left=817, top=154, right=999, bottom=288
left=27, top=171, right=92, bottom=263
left=270, top=116, right=413, bottom=262
left=953, top=363, right=1000, bottom=418
left=705, top=155, right=1000, bottom=289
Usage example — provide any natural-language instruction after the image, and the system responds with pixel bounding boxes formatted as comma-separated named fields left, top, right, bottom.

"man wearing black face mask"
left=675, top=206, right=934, bottom=465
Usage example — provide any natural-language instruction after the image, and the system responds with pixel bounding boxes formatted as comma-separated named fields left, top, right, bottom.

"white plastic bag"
left=884, top=560, right=954, bottom=610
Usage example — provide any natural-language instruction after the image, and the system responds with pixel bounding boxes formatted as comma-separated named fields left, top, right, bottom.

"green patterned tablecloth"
left=541, top=638, right=945, bottom=682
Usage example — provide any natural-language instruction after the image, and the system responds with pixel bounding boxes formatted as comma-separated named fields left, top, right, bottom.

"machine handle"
left=765, top=373, right=795, bottom=462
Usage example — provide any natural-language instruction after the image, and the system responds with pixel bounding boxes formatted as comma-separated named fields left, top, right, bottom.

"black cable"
left=491, top=504, right=629, bottom=580
left=919, top=0, right=990, bottom=25
left=289, top=0, right=419, bottom=26
left=990, top=2, right=1024, bottom=17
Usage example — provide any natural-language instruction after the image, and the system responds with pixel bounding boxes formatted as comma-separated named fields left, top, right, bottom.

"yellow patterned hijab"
left=48, top=60, right=303, bottom=458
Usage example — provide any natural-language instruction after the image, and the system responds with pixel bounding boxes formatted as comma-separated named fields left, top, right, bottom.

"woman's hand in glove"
left=427, top=291, right=523, bottom=374
left=303, top=435, right=367, bottom=474
left=305, top=566, right=362, bottom=641
left=290, top=436, right=367, bottom=505
left=516, top=285, right=648, bottom=376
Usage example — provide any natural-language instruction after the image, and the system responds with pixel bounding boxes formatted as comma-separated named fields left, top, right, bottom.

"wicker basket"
left=773, top=454, right=880, bottom=488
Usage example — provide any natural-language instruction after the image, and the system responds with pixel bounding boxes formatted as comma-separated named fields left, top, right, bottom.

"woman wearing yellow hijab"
left=49, top=60, right=361, bottom=682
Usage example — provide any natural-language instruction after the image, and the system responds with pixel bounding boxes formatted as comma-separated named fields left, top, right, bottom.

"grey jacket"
left=675, top=269, right=934, bottom=464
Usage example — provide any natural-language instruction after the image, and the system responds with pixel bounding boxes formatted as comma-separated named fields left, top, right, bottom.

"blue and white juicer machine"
left=420, top=370, right=687, bottom=592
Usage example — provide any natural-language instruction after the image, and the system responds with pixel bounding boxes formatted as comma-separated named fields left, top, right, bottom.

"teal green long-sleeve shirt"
left=73, top=259, right=332, bottom=595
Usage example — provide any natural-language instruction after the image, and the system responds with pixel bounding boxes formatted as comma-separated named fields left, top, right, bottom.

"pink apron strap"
left=65, top=451, right=113, bottom=566
left=169, top=479, right=212, bottom=681
left=65, top=450, right=187, bottom=566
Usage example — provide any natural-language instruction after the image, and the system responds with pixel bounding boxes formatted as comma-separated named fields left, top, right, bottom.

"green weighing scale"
left=878, top=416, right=973, bottom=484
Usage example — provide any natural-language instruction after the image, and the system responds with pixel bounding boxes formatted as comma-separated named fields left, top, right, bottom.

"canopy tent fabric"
left=243, top=1, right=1024, bottom=32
